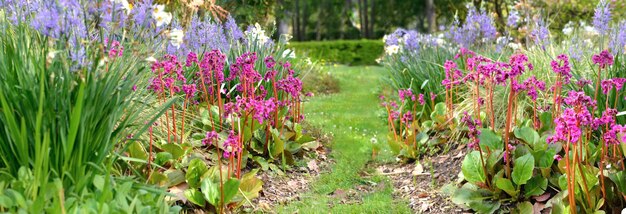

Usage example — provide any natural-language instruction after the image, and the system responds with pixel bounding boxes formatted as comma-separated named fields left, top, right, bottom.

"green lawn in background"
left=278, top=65, right=412, bottom=214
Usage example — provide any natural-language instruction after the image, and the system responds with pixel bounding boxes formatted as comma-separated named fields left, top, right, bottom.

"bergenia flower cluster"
left=460, top=112, right=482, bottom=149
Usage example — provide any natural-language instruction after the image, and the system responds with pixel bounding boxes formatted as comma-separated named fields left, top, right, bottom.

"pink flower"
left=418, top=94, right=425, bottom=105
left=592, top=50, right=614, bottom=69
left=202, top=131, right=219, bottom=145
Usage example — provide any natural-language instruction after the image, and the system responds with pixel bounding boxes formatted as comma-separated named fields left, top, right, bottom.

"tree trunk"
left=369, top=0, right=375, bottom=38
left=294, top=0, right=301, bottom=40
left=357, top=0, right=365, bottom=38
left=340, top=0, right=350, bottom=39
left=494, top=0, right=505, bottom=33
left=426, top=0, right=435, bottom=33
left=315, top=0, right=323, bottom=40
left=301, top=0, right=308, bottom=40
left=277, top=0, right=290, bottom=36
left=473, top=0, right=482, bottom=8
left=361, top=0, right=370, bottom=39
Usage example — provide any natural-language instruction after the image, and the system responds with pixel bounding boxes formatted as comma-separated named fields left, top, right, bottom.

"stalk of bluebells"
left=531, top=18, right=550, bottom=50
left=224, top=15, right=244, bottom=41
left=507, top=10, right=520, bottom=27
left=593, top=0, right=612, bottom=36
left=448, top=6, right=497, bottom=48
left=569, top=36, right=585, bottom=61
left=609, top=21, right=626, bottom=54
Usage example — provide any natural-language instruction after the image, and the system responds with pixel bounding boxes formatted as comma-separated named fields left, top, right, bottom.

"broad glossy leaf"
left=462, top=151, right=487, bottom=184
left=468, top=200, right=500, bottom=214
left=186, top=158, right=208, bottom=188
left=512, top=153, right=534, bottom=185
left=514, top=126, right=539, bottom=147
left=160, top=143, right=185, bottom=160
left=516, top=202, right=533, bottom=214
left=201, top=178, right=219, bottom=206
left=495, top=177, right=517, bottom=197
left=184, top=189, right=205, bottom=206
left=478, top=129, right=502, bottom=151
left=524, top=176, right=547, bottom=197
left=534, top=149, right=557, bottom=169
left=222, top=178, right=241, bottom=204
left=608, top=171, right=626, bottom=193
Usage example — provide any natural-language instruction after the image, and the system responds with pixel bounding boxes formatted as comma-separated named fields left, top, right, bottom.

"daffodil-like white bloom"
left=508, top=42, right=521, bottom=50
left=111, top=0, right=132, bottom=14
left=152, top=4, right=172, bottom=27
left=169, top=28, right=185, bottom=49
left=385, top=45, right=400, bottom=55
left=562, top=21, right=574, bottom=35
left=245, top=23, right=270, bottom=44
left=145, top=56, right=157, bottom=63
left=282, top=49, right=296, bottom=59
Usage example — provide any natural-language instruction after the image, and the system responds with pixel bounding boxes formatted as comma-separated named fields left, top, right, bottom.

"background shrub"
left=289, top=40, right=383, bottom=65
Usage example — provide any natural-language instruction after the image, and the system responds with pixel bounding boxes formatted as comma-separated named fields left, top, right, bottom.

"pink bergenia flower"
left=592, top=50, right=614, bottom=69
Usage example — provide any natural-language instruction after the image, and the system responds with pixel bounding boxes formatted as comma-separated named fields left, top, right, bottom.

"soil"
left=243, top=124, right=334, bottom=213
left=373, top=143, right=470, bottom=214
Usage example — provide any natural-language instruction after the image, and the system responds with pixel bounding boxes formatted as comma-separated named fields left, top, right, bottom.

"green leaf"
left=495, top=177, right=518, bottom=197
left=539, top=112, right=553, bottom=133
left=186, top=158, right=208, bottom=188
left=514, top=126, right=539, bottom=147
left=201, top=178, right=220, bottom=206
left=165, top=169, right=186, bottom=187
left=93, top=175, right=105, bottom=191
left=468, top=200, right=500, bottom=214
left=512, top=153, right=534, bottom=185
left=128, top=141, right=148, bottom=160
left=430, top=102, right=447, bottom=124
left=270, top=129, right=285, bottom=158
left=478, top=129, right=502, bottom=151
left=516, top=202, right=533, bottom=214
left=155, top=152, right=173, bottom=166
left=451, top=184, right=481, bottom=205
left=160, top=143, right=185, bottom=160
left=462, top=151, right=487, bottom=184
left=524, top=176, right=547, bottom=197
left=184, top=189, right=206, bottom=206
left=222, top=178, right=241, bottom=204
left=608, top=171, right=626, bottom=193
left=534, top=149, right=557, bottom=169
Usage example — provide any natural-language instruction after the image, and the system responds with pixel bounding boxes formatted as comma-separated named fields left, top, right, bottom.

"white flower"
left=245, top=23, right=270, bottom=44
left=508, top=43, right=521, bottom=50
left=281, top=34, right=293, bottom=45
left=145, top=56, right=157, bottom=63
left=385, top=45, right=400, bottom=55
left=169, top=28, right=185, bottom=49
left=562, top=27, right=573, bottom=35
left=282, top=49, right=296, bottom=59
left=304, top=57, right=312, bottom=65
left=111, top=0, right=132, bottom=14
left=584, top=26, right=598, bottom=35
left=152, top=4, right=172, bottom=27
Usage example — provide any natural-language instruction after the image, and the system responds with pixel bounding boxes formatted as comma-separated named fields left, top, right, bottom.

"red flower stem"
left=503, top=84, right=515, bottom=178
left=180, top=97, right=187, bottom=144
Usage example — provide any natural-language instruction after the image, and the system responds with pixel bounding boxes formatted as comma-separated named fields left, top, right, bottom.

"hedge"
left=289, top=40, right=384, bottom=65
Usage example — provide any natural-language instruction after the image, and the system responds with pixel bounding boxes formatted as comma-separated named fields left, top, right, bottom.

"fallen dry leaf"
left=307, top=160, right=319, bottom=172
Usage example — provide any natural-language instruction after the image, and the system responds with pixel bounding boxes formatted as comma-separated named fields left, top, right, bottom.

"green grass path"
left=278, top=66, right=411, bottom=214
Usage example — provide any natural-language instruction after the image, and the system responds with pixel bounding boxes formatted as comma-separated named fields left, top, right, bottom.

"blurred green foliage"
left=289, top=40, right=384, bottom=65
